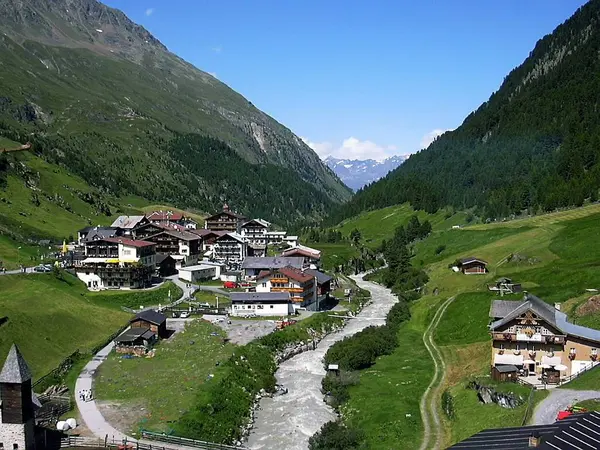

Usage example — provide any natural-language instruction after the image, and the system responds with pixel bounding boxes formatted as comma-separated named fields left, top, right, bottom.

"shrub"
left=309, top=420, right=364, bottom=450
left=442, top=389, right=455, bottom=420
left=435, top=244, right=446, bottom=255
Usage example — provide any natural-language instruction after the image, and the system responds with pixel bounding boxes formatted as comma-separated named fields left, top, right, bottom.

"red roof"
left=103, top=237, right=156, bottom=248
left=257, top=266, right=314, bottom=283
left=146, top=211, right=184, bottom=221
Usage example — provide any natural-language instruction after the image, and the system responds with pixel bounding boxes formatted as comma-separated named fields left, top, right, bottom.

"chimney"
left=528, top=431, right=540, bottom=448
left=554, top=303, right=561, bottom=311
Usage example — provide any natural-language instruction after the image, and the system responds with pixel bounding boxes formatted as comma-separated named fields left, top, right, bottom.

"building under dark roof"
left=130, top=310, right=168, bottom=338
left=115, top=327, right=156, bottom=344
left=450, top=411, right=600, bottom=449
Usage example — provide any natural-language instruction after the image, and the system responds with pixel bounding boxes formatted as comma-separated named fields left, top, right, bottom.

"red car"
left=223, top=281, right=239, bottom=289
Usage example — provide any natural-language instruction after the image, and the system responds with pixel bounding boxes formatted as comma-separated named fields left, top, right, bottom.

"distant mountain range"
left=325, top=155, right=407, bottom=191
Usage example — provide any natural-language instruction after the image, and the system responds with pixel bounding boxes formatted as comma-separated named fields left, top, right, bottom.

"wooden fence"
left=60, top=434, right=246, bottom=450
left=141, top=430, right=244, bottom=449
left=33, top=350, right=84, bottom=392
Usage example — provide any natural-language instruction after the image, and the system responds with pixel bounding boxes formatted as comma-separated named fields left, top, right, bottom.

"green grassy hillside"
left=0, top=273, right=130, bottom=376
left=332, top=202, right=600, bottom=448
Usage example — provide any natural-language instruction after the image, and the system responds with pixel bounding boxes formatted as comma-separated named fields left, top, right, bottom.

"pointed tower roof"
left=0, top=344, right=32, bottom=383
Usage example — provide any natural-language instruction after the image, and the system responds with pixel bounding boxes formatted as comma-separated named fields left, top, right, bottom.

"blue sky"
left=105, top=0, right=587, bottom=161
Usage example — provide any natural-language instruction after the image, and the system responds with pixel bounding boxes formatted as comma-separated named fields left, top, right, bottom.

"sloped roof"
left=304, top=269, right=333, bottom=285
left=206, top=210, right=246, bottom=221
left=216, top=232, right=245, bottom=243
left=131, top=310, right=166, bottom=326
left=459, top=257, right=488, bottom=265
left=111, top=215, right=146, bottom=229
left=146, top=229, right=200, bottom=241
left=0, top=344, right=32, bottom=383
left=230, top=292, right=291, bottom=303
left=86, top=228, right=118, bottom=242
left=257, top=266, right=314, bottom=283
left=489, top=300, right=525, bottom=319
left=490, top=293, right=600, bottom=343
left=242, top=218, right=271, bottom=228
left=103, top=237, right=156, bottom=248
left=146, top=211, right=184, bottom=221
left=241, top=256, right=304, bottom=270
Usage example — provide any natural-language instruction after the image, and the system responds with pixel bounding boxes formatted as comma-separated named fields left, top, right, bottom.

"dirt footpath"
left=203, top=315, right=277, bottom=345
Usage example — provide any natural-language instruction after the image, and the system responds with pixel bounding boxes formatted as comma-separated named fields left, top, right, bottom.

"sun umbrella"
left=554, top=364, right=568, bottom=371
left=540, top=364, right=552, bottom=369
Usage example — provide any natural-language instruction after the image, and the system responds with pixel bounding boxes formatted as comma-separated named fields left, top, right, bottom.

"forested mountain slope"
left=332, top=0, right=600, bottom=223
left=0, top=0, right=350, bottom=224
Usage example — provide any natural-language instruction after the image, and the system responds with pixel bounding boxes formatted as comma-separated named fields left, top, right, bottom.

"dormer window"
left=592, top=348, right=597, bottom=356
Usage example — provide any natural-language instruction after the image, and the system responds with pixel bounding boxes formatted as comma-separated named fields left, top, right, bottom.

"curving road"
left=246, top=276, right=397, bottom=450
left=532, top=389, right=600, bottom=425
left=418, top=296, right=455, bottom=450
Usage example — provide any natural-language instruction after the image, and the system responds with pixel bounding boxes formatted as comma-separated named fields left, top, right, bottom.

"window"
left=13, top=445, right=18, bottom=450
left=499, top=343, right=504, bottom=350
left=270, top=305, right=274, bottom=309
left=592, top=348, right=598, bottom=355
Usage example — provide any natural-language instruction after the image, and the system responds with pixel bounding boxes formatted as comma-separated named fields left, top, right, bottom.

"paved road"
left=532, top=389, right=600, bottom=425
left=0, top=266, right=36, bottom=275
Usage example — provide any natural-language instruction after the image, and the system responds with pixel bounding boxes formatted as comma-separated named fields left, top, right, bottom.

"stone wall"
left=0, top=421, right=35, bottom=450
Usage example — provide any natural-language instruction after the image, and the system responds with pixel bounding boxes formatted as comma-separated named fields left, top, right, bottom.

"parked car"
left=198, top=303, right=211, bottom=309
left=180, top=311, right=190, bottom=319
left=34, top=265, right=52, bottom=273
left=223, top=281, right=239, bottom=289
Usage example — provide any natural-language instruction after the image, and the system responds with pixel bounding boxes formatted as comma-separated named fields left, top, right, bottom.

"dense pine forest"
left=330, top=0, right=600, bottom=223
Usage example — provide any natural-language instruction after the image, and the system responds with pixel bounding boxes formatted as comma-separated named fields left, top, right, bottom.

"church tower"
left=0, top=345, right=36, bottom=450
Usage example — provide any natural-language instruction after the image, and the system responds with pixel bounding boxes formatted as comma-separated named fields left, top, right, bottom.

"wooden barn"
left=129, top=310, right=167, bottom=338
left=491, top=364, right=518, bottom=382
left=458, top=257, right=488, bottom=275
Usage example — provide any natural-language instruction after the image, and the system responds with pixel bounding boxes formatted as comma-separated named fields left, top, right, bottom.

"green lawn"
left=341, top=294, right=438, bottom=449
left=574, top=399, right=600, bottom=411
left=86, top=281, right=182, bottom=310
left=434, top=292, right=521, bottom=346
left=303, top=242, right=359, bottom=271
left=0, top=273, right=129, bottom=377
left=0, top=235, right=44, bottom=269
left=448, top=381, right=548, bottom=444
left=559, top=365, right=600, bottom=390
left=336, top=203, right=469, bottom=250
left=95, top=319, right=235, bottom=434
left=194, top=290, right=231, bottom=308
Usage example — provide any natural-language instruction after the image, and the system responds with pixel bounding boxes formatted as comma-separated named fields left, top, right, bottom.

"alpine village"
left=4, top=1, right=600, bottom=450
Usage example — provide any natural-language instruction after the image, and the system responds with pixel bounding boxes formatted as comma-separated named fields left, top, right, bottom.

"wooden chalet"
left=204, top=204, right=247, bottom=233
left=458, top=257, right=488, bottom=274
left=489, top=293, right=600, bottom=383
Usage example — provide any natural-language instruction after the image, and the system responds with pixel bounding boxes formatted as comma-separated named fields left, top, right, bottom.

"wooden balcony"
left=491, top=332, right=566, bottom=344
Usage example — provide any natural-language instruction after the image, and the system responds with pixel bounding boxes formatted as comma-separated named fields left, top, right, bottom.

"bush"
left=435, top=244, right=446, bottom=255
left=322, top=371, right=359, bottom=408
left=309, top=420, right=364, bottom=450
left=442, top=389, right=455, bottom=420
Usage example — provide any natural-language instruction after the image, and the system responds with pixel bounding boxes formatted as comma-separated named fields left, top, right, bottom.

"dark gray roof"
left=450, top=423, right=560, bottom=449
left=86, top=228, right=118, bottom=242
left=156, top=254, right=175, bottom=265
left=495, top=365, right=518, bottom=373
left=131, top=310, right=166, bottom=326
left=304, top=269, right=333, bottom=285
left=489, top=300, right=525, bottom=319
left=0, top=344, right=32, bottom=383
left=490, top=293, right=600, bottom=344
left=241, top=256, right=304, bottom=270
left=230, top=292, right=291, bottom=303
left=459, top=257, right=488, bottom=265
left=451, top=411, right=600, bottom=449
left=116, top=327, right=154, bottom=343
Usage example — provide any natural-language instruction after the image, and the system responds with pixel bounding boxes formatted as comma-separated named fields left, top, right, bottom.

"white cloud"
left=420, top=128, right=453, bottom=150
left=211, top=45, right=223, bottom=54
left=302, top=137, right=401, bottom=162
left=145, top=8, right=154, bottom=16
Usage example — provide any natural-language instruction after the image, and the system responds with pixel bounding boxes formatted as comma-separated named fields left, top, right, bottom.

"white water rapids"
left=246, top=276, right=397, bottom=450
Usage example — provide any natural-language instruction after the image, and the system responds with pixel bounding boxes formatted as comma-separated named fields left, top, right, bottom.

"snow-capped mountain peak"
left=325, top=155, right=407, bottom=191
